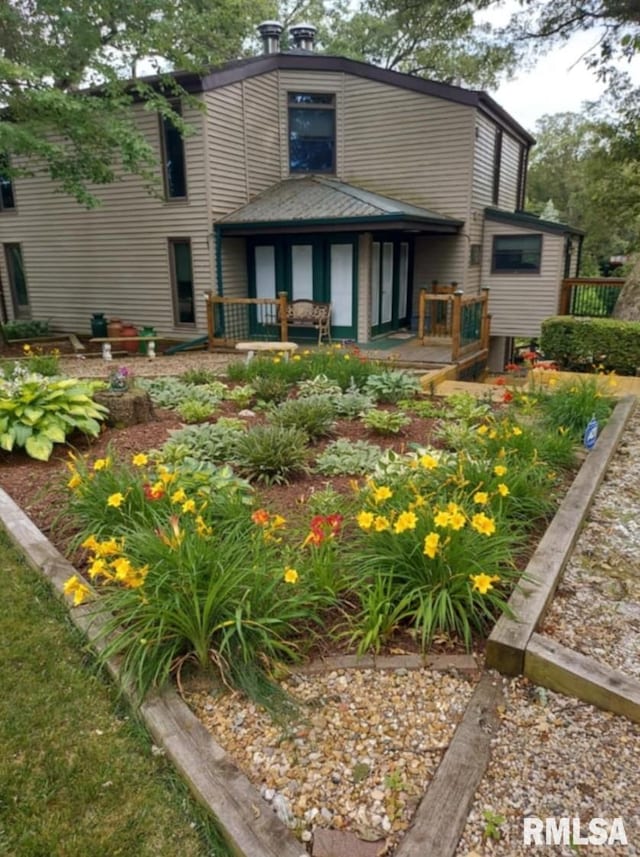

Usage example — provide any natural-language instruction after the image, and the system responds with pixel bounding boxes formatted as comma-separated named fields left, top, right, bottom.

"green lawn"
left=0, top=529, right=231, bottom=857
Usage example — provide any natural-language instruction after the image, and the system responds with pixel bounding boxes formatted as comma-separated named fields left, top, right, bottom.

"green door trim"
left=370, top=236, right=414, bottom=338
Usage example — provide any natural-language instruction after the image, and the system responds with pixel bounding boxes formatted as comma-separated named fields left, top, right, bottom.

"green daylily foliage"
left=0, top=366, right=108, bottom=460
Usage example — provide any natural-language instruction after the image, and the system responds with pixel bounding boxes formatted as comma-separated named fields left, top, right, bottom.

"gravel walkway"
left=456, top=402, right=640, bottom=856
left=58, top=350, right=233, bottom=379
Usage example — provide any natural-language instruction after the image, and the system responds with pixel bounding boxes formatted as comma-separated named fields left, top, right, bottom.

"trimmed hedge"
left=541, top=315, right=640, bottom=375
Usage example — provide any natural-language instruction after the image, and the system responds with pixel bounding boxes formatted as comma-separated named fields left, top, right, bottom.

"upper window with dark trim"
left=492, top=234, right=542, bottom=273
left=160, top=101, right=187, bottom=199
left=288, top=93, right=336, bottom=174
left=0, top=154, right=15, bottom=211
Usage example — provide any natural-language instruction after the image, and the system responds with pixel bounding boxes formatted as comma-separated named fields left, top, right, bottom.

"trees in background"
left=0, top=0, right=269, bottom=205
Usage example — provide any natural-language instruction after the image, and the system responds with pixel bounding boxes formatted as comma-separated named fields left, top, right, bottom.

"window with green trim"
left=160, top=101, right=187, bottom=199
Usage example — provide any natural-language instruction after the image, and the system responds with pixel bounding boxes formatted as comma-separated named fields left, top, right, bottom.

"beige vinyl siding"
left=498, top=133, right=521, bottom=211
left=242, top=73, right=282, bottom=196
left=465, top=215, right=485, bottom=294
left=412, top=235, right=467, bottom=318
left=341, top=77, right=473, bottom=220
left=0, top=102, right=213, bottom=334
left=472, top=113, right=496, bottom=208
left=277, top=71, right=345, bottom=178
left=204, top=84, right=249, bottom=216
left=219, top=237, right=247, bottom=298
left=482, top=220, right=565, bottom=337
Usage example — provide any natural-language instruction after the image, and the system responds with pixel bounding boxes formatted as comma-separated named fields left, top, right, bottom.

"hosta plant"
left=159, top=420, right=246, bottom=466
left=0, top=365, right=107, bottom=460
left=315, top=438, right=383, bottom=476
left=296, top=373, right=342, bottom=399
left=364, top=370, right=422, bottom=403
left=362, top=408, right=411, bottom=435
left=176, top=398, right=216, bottom=424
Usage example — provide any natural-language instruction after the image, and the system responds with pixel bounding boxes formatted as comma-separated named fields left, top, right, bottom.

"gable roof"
left=158, top=52, right=535, bottom=147
left=217, top=176, right=463, bottom=234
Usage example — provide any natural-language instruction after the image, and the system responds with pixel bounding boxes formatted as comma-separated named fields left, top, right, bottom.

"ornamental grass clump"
left=232, top=424, right=309, bottom=485
left=270, top=395, right=336, bottom=439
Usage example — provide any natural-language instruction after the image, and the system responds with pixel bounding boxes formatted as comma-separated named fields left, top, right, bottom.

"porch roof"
left=217, top=177, right=463, bottom=235
left=485, top=207, right=585, bottom=236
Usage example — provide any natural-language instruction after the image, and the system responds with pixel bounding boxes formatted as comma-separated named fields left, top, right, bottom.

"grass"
left=0, top=529, right=231, bottom=857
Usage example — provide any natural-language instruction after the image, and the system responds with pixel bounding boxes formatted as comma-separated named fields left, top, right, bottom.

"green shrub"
left=2, top=319, right=51, bottom=340
left=315, top=439, right=383, bottom=475
left=250, top=374, right=292, bottom=404
left=0, top=366, right=107, bottom=460
left=270, top=395, right=336, bottom=439
left=362, top=408, right=411, bottom=435
left=541, top=315, right=640, bottom=375
left=233, top=424, right=309, bottom=485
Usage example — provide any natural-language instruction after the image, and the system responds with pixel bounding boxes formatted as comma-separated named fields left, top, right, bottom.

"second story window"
left=288, top=93, right=335, bottom=173
left=161, top=102, right=187, bottom=199
left=0, top=155, right=15, bottom=211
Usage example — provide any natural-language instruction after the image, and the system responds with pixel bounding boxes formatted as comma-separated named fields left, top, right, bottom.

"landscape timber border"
left=0, top=394, right=637, bottom=856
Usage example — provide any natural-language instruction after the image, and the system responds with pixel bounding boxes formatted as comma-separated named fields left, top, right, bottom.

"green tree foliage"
left=318, top=0, right=517, bottom=87
left=526, top=110, right=640, bottom=272
left=503, top=0, right=640, bottom=71
left=0, top=0, right=269, bottom=205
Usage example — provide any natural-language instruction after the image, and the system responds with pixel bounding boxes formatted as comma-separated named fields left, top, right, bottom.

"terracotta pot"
left=121, top=323, right=138, bottom=354
left=107, top=318, right=123, bottom=339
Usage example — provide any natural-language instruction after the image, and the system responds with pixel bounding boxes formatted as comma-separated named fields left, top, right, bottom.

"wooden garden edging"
left=0, top=486, right=304, bottom=857
left=486, top=395, right=637, bottom=675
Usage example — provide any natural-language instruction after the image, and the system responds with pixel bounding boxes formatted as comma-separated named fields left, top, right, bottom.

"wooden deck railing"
left=418, top=286, right=491, bottom=361
left=559, top=278, right=625, bottom=317
left=205, top=292, right=288, bottom=349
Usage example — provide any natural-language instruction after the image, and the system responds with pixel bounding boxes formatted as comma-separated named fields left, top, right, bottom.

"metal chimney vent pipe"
left=289, top=23, right=317, bottom=51
left=257, top=21, right=283, bottom=55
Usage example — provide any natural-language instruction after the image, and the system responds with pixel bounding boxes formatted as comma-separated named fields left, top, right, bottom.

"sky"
left=479, top=2, right=640, bottom=133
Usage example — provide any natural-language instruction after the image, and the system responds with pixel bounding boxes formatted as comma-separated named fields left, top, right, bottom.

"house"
left=0, top=22, right=582, bottom=369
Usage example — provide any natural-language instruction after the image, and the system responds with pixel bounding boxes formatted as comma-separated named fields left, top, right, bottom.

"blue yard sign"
left=584, top=416, right=599, bottom=450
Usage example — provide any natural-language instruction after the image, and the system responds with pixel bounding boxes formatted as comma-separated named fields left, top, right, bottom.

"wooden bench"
left=278, top=300, right=332, bottom=344
left=234, top=341, right=299, bottom=363
left=90, top=336, right=160, bottom=360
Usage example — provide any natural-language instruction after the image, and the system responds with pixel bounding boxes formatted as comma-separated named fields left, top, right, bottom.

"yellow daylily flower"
left=419, top=454, right=438, bottom=469
left=357, top=511, right=374, bottom=530
left=373, top=485, right=393, bottom=503
left=107, top=492, right=125, bottom=508
left=67, top=473, right=82, bottom=490
left=423, top=532, right=440, bottom=559
left=470, top=573, right=500, bottom=594
left=374, top=515, right=391, bottom=532
left=494, top=465, right=507, bottom=477
left=394, top=511, right=417, bottom=534
left=473, top=491, right=489, bottom=505
left=471, top=513, right=496, bottom=536
left=497, top=483, right=510, bottom=497
left=171, top=488, right=187, bottom=504
left=93, top=457, right=111, bottom=471
left=132, top=452, right=149, bottom=467
left=283, top=567, right=299, bottom=584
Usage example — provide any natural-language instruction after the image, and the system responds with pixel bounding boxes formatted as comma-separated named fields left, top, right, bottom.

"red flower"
left=251, top=509, right=270, bottom=526
left=325, top=513, right=344, bottom=534
left=494, top=376, right=506, bottom=386
left=522, top=351, right=538, bottom=363
left=503, top=390, right=513, bottom=403
left=143, top=483, right=164, bottom=501
left=504, top=363, right=518, bottom=372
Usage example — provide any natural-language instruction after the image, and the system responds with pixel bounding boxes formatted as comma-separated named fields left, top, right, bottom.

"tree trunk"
left=612, top=254, right=640, bottom=321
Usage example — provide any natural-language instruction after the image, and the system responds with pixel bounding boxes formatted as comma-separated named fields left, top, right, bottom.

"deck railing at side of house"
left=418, top=286, right=491, bottom=362
left=559, top=278, right=626, bottom=318
left=205, top=292, right=288, bottom=349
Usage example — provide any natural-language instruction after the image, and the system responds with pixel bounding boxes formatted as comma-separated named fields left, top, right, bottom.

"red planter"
left=121, top=323, right=138, bottom=354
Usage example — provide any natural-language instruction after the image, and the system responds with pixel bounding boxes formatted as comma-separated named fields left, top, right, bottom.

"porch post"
left=205, top=291, right=214, bottom=352
left=451, top=289, right=464, bottom=362
left=418, top=288, right=426, bottom=345
left=481, top=287, right=491, bottom=352
left=278, top=291, right=289, bottom=342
